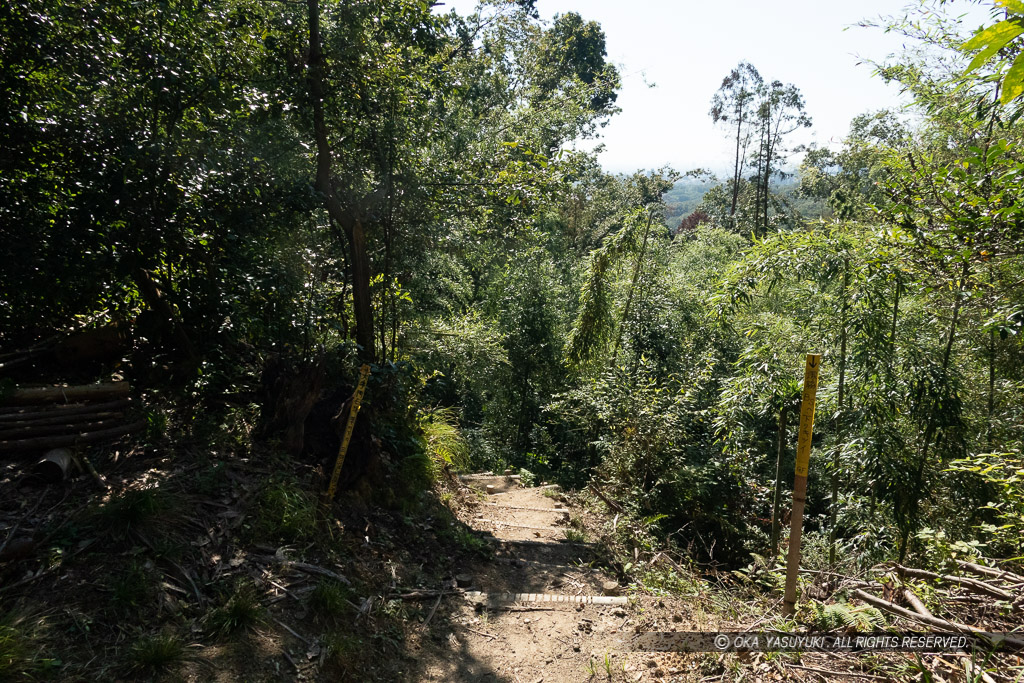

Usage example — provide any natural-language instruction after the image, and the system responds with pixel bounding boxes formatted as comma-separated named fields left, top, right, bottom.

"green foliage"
left=805, top=601, right=886, bottom=631
left=517, top=468, right=537, bottom=487
left=946, top=451, right=1024, bottom=558
left=250, top=478, right=317, bottom=543
left=420, top=408, right=470, bottom=474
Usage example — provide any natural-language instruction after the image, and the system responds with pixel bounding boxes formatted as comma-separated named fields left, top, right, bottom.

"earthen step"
left=464, top=591, right=627, bottom=606
left=485, top=503, right=568, bottom=513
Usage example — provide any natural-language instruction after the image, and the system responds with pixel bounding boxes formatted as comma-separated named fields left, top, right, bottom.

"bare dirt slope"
left=416, top=475, right=656, bottom=682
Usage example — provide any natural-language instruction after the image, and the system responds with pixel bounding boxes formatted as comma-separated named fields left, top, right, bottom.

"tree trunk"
left=829, top=256, right=849, bottom=566
left=899, top=262, right=968, bottom=563
left=306, top=0, right=374, bottom=362
left=770, top=405, right=788, bottom=557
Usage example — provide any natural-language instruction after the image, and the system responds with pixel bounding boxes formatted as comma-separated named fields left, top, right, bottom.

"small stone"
left=672, top=614, right=682, bottom=623
left=602, top=580, right=621, bottom=596
left=572, top=642, right=581, bottom=652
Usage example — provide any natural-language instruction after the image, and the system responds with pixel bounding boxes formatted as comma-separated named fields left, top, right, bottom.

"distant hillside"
left=662, top=174, right=827, bottom=230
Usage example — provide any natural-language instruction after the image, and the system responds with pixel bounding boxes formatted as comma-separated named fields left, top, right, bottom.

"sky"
left=435, top=0, right=992, bottom=176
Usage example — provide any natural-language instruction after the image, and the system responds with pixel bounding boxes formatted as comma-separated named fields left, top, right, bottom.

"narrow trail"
left=418, top=474, right=658, bottom=682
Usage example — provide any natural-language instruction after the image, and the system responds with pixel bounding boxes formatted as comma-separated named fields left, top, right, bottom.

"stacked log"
left=0, top=383, right=143, bottom=453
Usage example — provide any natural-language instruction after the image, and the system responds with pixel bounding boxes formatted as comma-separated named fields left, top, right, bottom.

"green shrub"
left=420, top=408, right=470, bottom=474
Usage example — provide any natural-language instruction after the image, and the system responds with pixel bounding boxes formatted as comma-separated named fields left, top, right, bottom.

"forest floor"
left=0, top=442, right=1011, bottom=682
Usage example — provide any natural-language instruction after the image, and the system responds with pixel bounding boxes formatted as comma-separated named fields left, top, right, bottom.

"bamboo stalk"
left=0, top=399, right=129, bottom=421
left=0, top=417, right=126, bottom=440
left=0, top=410, right=125, bottom=428
left=0, top=382, right=130, bottom=406
left=0, top=420, right=144, bottom=452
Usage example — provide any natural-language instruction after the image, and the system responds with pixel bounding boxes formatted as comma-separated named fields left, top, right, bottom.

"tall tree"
left=710, top=62, right=763, bottom=226
left=751, top=81, right=811, bottom=234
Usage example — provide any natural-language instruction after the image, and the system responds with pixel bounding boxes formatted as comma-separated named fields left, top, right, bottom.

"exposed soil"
left=413, top=475, right=702, bottom=683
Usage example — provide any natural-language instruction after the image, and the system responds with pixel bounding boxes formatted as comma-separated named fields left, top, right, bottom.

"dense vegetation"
left=2, top=0, right=1023, bottom=599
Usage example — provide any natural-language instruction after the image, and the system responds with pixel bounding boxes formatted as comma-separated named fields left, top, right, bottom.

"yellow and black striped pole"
left=323, top=364, right=371, bottom=509
left=783, top=353, right=821, bottom=616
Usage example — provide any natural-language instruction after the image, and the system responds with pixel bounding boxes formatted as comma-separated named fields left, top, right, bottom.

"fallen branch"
left=0, top=411, right=126, bottom=430
left=588, top=483, right=624, bottom=513
left=423, top=590, right=444, bottom=627
left=256, top=556, right=351, bottom=586
left=896, top=565, right=1014, bottom=601
left=956, top=560, right=1024, bottom=586
left=851, top=589, right=1024, bottom=649
left=903, top=588, right=934, bottom=619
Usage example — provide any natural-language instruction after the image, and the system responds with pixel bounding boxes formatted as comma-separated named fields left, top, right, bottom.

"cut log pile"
left=0, top=382, right=143, bottom=453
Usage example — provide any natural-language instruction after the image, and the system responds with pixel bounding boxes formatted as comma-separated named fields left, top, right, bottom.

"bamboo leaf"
left=1001, top=49, right=1024, bottom=102
left=963, top=21, right=1023, bottom=73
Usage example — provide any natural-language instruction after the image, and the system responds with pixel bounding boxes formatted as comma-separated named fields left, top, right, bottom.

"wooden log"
left=0, top=383, right=130, bottom=406
left=0, top=400, right=129, bottom=423
left=904, top=588, right=934, bottom=618
left=896, top=564, right=1014, bottom=601
left=0, top=417, right=127, bottom=440
left=0, top=411, right=125, bottom=429
left=851, top=589, right=1024, bottom=649
left=956, top=560, right=1024, bottom=586
left=0, top=420, right=144, bottom=452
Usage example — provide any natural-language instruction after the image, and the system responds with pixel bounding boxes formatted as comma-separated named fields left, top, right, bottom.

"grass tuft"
left=129, top=633, right=185, bottom=673
left=308, top=580, right=355, bottom=623
left=420, top=408, right=470, bottom=474
left=206, top=584, right=266, bottom=636
left=250, top=478, right=317, bottom=542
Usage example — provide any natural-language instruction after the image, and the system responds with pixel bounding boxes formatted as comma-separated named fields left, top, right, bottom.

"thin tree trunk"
left=987, top=263, right=995, bottom=451
left=770, top=405, right=788, bottom=557
left=307, top=0, right=374, bottom=362
left=899, top=261, right=969, bottom=562
left=730, top=109, right=744, bottom=221
left=829, top=256, right=849, bottom=566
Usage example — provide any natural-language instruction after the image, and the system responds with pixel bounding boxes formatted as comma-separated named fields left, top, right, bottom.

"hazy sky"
left=436, top=0, right=991, bottom=175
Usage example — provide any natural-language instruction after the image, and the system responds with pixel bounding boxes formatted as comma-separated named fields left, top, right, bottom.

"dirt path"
left=417, top=474, right=652, bottom=682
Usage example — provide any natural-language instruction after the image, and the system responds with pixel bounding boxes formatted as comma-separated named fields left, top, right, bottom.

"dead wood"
left=588, top=483, right=624, bottom=513
left=0, top=399, right=129, bottom=421
left=896, top=564, right=1014, bottom=601
left=0, top=420, right=144, bottom=452
left=1, top=382, right=130, bottom=405
left=851, top=589, right=1024, bottom=649
left=0, top=417, right=127, bottom=440
left=956, top=560, right=1024, bottom=586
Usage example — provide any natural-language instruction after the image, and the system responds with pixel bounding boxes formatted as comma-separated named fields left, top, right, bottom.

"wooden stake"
left=782, top=353, right=821, bottom=616
left=322, top=364, right=371, bottom=507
